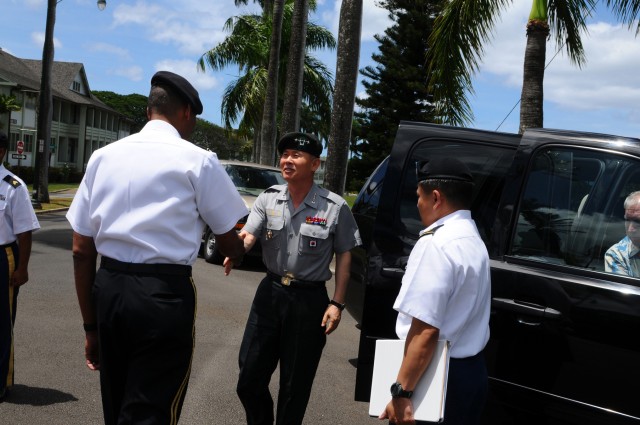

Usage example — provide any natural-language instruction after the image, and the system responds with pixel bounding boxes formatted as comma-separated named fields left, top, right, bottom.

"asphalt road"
left=1, top=211, right=382, bottom=425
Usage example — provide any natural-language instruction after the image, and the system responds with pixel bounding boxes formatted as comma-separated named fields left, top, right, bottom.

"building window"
left=72, top=81, right=81, bottom=92
left=9, top=132, right=18, bottom=151
left=25, top=134, right=33, bottom=152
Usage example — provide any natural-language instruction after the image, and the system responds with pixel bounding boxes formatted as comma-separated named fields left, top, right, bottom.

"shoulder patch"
left=320, top=188, right=345, bottom=205
left=3, top=174, right=22, bottom=189
left=265, top=184, right=286, bottom=193
left=419, top=224, right=444, bottom=238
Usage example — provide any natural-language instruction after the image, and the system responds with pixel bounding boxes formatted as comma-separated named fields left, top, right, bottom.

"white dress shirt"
left=394, top=210, right=491, bottom=358
left=0, top=165, right=40, bottom=244
left=66, top=120, right=248, bottom=265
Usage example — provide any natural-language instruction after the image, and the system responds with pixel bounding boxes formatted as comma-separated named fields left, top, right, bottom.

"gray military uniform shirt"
left=243, top=184, right=361, bottom=282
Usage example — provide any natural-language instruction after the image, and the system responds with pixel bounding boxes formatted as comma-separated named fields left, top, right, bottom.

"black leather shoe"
left=0, top=387, right=8, bottom=402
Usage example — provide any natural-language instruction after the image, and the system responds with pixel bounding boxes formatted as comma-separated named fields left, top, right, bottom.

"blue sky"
left=1, top=0, right=640, bottom=138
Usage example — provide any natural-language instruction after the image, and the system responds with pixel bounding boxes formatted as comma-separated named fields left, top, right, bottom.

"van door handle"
left=492, top=298, right=562, bottom=320
left=381, top=267, right=405, bottom=278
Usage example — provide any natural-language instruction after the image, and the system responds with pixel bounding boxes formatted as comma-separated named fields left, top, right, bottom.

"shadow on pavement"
left=32, top=228, right=73, bottom=251
left=3, top=384, right=78, bottom=406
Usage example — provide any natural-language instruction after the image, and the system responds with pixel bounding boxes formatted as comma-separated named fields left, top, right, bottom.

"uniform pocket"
left=263, top=218, right=284, bottom=250
left=299, top=223, right=330, bottom=255
left=0, top=199, right=7, bottom=214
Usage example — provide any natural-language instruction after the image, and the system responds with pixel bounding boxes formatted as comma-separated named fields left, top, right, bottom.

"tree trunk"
left=519, top=19, right=549, bottom=135
left=325, top=0, right=362, bottom=195
left=263, top=0, right=273, bottom=17
left=259, top=0, right=285, bottom=166
left=281, top=0, right=309, bottom=134
left=252, top=127, right=260, bottom=162
left=35, top=0, right=56, bottom=203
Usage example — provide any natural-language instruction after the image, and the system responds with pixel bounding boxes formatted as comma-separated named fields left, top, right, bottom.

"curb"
left=35, top=207, right=70, bottom=215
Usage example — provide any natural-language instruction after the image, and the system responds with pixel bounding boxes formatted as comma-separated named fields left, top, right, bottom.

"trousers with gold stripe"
left=93, top=267, right=196, bottom=425
left=0, top=241, right=19, bottom=394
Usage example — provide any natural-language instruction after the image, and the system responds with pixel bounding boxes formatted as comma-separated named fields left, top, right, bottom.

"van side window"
left=511, top=147, right=640, bottom=278
left=399, top=142, right=515, bottom=244
left=352, top=157, right=388, bottom=217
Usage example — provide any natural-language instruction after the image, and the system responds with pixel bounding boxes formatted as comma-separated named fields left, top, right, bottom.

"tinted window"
left=352, top=157, right=388, bottom=217
left=398, top=142, right=515, bottom=244
left=224, top=164, right=285, bottom=196
left=511, top=147, right=640, bottom=278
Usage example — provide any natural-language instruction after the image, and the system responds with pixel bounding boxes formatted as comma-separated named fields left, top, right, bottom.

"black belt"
left=0, top=241, right=17, bottom=249
left=267, top=271, right=325, bottom=288
left=101, top=257, right=192, bottom=277
left=451, top=350, right=484, bottom=362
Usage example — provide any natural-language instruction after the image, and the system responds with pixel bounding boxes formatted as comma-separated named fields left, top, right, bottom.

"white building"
left=0, top=48, right=130, bottom=172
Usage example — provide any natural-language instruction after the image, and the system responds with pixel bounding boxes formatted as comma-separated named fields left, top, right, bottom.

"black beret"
left=277, top=132, right=322, bottom=157
left=418, top=157, right=474, bottom=183
left=151, top=71, right=203, bottom=115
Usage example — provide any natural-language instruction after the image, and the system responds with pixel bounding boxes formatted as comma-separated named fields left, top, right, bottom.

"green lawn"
left=29, top=183, right=77, bottom=211
left=344, top=193, right=357, bottom=208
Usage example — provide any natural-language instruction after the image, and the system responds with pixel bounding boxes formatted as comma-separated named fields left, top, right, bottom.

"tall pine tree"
left=349, top=0, right=442, bottom=191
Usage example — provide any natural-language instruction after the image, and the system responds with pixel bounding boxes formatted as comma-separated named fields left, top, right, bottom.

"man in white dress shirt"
left=380, top=157, right=491, bottom=425
left=67, top=71, right=247, bottom=424
left=0, top=132, right=40, bottom=402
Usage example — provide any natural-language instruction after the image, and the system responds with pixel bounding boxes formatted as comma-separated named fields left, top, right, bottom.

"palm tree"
left=259, top=0, right=285, bottom=165
left=606, top=1, right=640, bottom=33
left=428, top=0, right=596, bottom=133
left=281, top=0, right=309, bottom=134
left=198, top=1, right=335, bottom=160
left=325, top=0, right=362, bottom=195
left=34, top=0, right=57, bottom=203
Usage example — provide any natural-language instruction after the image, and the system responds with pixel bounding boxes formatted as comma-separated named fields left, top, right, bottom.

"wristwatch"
left=390, top=382, right=413, bottom=399
left=329, top=299, right=345, bottom=311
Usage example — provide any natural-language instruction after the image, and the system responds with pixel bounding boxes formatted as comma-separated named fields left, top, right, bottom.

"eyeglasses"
left=624, top=217, right=640, bottom=226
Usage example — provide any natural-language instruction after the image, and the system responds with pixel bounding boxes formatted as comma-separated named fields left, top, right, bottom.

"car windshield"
left=224, top=164, right=285, bottom=196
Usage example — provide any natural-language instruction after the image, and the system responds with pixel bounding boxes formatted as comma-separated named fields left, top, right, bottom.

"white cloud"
left=474, top=4, right=640, bottom=118
left=31, top=32, right=62, bottom=49
left=22, top=0, right=43, bottom=9
left=88, top=42, right=131, bottom=60
left=323, top=0, right=391, bottom=42
left=111, top=65, right=144, bottom=81
left=154, top=59, right=218, bottom=92
left=111, top=0, right=232, bottom=56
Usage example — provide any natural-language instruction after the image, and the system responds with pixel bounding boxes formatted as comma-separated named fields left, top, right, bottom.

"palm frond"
left=606, top=0, right=640, bottom=34
left=427, top=0, right=513, bottom=126
left=548, top=0, right=597, bottom=67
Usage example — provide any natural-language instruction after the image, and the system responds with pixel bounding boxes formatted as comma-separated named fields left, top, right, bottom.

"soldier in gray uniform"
left=225, top=132, right=361, bottom=425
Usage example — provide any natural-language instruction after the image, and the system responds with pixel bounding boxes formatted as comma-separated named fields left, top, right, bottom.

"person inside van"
left=605, top=191, right=640, bottom=277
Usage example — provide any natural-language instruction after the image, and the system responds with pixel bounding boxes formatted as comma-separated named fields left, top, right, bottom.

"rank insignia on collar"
left=306, top=216, right=327, bottom=226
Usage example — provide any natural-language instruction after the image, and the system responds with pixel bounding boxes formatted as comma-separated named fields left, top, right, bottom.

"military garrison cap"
left=277, top=132, right=323, bottom=157
left=418, top=157, right=474, bottom=183
left=151, top=71, right=203, bottom=115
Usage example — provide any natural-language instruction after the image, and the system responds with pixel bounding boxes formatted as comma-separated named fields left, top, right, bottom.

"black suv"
left=347, top=122, right=640, bottom=424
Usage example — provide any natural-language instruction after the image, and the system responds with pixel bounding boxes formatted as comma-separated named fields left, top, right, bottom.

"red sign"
left=16, top=140, right=24, bottom=154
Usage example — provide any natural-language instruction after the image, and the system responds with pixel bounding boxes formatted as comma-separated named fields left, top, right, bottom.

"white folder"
left=368, top=339, right=450, bottom=423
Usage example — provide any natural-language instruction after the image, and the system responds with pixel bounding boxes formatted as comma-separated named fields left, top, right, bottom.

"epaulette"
left=265, top=184, right=286, bottom=193
left=419, top=224, right=444, bottom=238
left=325, top=190, right=345, bottom=205
left=3, top=174, right=22, bottom=189
left=314, top=187, right=344, bottom=205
